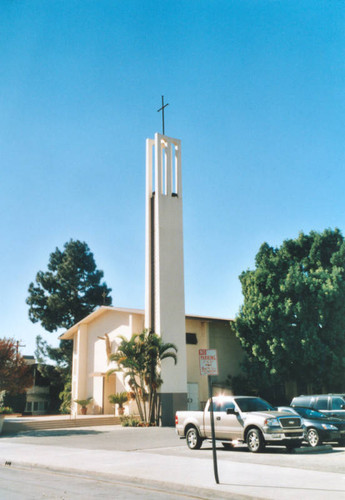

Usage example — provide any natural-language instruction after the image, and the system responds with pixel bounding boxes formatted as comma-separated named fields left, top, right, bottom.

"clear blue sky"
left=1, top=1, right=344, bottom=356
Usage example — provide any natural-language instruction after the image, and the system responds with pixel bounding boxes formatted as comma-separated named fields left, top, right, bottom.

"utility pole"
left=15, top=340, right=25, bottom=355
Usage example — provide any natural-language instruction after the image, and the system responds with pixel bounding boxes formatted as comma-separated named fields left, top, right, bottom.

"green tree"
left=27, top=239, right=112, bottom=332
left=0, top=338, right=33, bottom=395
left=234, top=228, right=345, bottom=399
left=107, top=330, right=177, bottom=425
left=26, top=239, right=112, bottom=411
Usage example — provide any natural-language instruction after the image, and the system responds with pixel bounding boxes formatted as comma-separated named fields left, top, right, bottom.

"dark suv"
left=291, top=394, right=345, bottom=420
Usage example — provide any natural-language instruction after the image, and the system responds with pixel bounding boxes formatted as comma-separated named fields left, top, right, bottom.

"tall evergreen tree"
left=26, top=239, right=112, bottom=411
left=27, top=239, right=112, bottom=332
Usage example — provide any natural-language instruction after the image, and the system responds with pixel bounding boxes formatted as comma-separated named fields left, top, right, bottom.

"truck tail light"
left=175, top=414, right=178, bottom=425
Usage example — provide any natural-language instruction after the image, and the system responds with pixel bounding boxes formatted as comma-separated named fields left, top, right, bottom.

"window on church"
left=186, top=333, right=197, bottom=345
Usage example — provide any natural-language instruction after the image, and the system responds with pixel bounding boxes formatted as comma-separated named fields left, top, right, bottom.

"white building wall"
left=71, top=309, right=145, bottom=415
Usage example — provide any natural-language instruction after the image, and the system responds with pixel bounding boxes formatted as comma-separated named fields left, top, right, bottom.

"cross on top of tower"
left=157, top=95, right=169, bottom=135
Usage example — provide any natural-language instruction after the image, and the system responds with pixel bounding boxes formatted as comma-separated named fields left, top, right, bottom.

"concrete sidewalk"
left=1, top=428, right=345, bottom=499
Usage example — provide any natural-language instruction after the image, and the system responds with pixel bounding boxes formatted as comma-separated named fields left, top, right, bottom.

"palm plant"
left=143, top=332, right=177, bottom=425
left=107, top=330, right=177, bottom=425
left=74, top=397, right=93, bottom=414
left=107, top=333, right=147, bottom=421
left=108, top=392, right=128, bottom=415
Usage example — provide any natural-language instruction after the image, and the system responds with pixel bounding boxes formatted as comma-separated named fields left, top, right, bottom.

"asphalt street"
left=1, top=426, right=345, bottom=499
left=0, top=466, right=200, bottom=500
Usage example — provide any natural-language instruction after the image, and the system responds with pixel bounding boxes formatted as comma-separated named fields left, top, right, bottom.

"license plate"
left=271, top=434, right=282, bottom=439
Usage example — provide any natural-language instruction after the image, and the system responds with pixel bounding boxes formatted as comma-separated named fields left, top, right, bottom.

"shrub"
left=74, top=397, right=93, bottom=408
left=120, top=415, right=140, bottom=427
left=0, top=406, right=13, bottom=415
left=108, top=392, right=128, bottom=408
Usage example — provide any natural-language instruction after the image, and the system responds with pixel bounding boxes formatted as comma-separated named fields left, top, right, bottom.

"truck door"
left=204, top=399, right=228, bottom=439
left=204, top=400, right=242, bottom=440
left=224, top=401, right=243, bottom=439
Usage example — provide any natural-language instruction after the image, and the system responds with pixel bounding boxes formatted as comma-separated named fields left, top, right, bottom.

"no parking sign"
left=199, top=349, right=219, bottom=376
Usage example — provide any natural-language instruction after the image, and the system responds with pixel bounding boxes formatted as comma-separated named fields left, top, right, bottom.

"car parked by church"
left=278, top=406, right=345, bottom=447
left=291, top=394, right=345, bottom=420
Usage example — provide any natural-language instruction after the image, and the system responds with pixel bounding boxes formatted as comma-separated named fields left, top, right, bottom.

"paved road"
left=0, top=466, right=198, bottom=500
left=1, top=426, right=181, bottom=451
left=1, top=426, right=345, bottom=499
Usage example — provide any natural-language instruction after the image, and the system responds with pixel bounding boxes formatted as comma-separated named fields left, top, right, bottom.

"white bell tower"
left=145, top=133, right=188, bottom=425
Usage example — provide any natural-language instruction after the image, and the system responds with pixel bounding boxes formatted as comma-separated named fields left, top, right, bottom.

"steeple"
left=145, top=133, right=188, bottom=425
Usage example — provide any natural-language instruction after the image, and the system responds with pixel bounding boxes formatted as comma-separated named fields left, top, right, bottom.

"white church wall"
left=87, top=310, right=130, bottom=374
left=129, top=312, right=145, bottom=336
left=71, top=338, right=77, bottom=411
left=91, top=375, right=103, bottom=413
left=84, top=309, right=145, bottom=414
left=71, top=324, right=89, bottom=415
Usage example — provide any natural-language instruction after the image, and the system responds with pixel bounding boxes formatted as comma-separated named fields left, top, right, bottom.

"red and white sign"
left=199, top=349, right=219, bottom=376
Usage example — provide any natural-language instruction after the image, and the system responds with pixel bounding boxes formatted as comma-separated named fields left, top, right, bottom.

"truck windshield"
left=235, top=397, right=275, bottom=412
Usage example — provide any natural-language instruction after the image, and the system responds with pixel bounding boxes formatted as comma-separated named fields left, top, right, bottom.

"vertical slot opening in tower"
left=172, top=144, right=178, bottom=196
left=162, top=145, right=167, bottom=195
left=151, top=143, right=155, bottom=195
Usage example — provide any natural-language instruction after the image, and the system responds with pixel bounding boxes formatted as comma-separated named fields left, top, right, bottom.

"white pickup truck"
left=175, top=395, right=305, bottom=453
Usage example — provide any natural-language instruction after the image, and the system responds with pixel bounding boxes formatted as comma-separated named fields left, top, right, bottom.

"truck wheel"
left=307, top=428, right=321, bottom=447
left=246, top=428, right=265, bottom=453
left=186, top=427, right=202, bottom=450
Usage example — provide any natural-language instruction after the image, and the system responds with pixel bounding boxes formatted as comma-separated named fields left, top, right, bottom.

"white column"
left=145, top=138, right=154, bottom=330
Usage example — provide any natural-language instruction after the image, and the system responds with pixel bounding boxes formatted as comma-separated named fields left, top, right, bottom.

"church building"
left=60, top=133, right=243, bottom=425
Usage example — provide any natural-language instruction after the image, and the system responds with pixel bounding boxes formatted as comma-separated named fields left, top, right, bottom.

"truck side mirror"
left=226, top=408, right=236, bottom=415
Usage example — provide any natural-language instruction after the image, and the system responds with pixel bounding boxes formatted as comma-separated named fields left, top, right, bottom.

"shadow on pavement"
left=201, top=444, right=340, bottom=455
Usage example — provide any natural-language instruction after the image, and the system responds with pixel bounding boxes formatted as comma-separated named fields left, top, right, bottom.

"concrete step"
left=2, top=416, right=121, bottom=434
